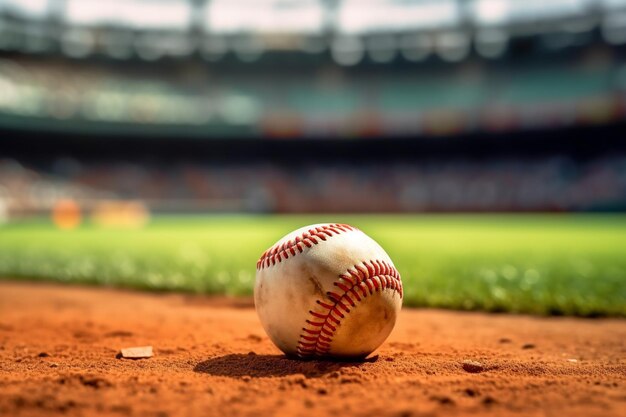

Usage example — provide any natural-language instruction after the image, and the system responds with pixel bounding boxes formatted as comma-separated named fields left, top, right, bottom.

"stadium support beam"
left=190, top=0, right=207, bottom=33
left=46, top=0, right=66, bottom=52
left=322, top=0, right=340, bottom=36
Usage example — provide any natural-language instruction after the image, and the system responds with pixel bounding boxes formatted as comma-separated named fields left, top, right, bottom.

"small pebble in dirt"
left=499, top=338, right=512, bottom=343
left=522, top=343, right=536, bottom=349
left=462, top=360, right=485, bottom=373
left=317, top=388, right=328, bottom=396
left=430, top=395, right=455, bottom=406
left=247, top=334, right=262, bottom=342
left=567, top=358, right=578, bottom=363
left=119, top=346, right=153, bottom=359
left=385, top=357, right=395, bottom=362
left=50, top=363, right=59, bottom=368
left=247, top=351, right=256, bottom=356
left=242, top=376, right=251, bottom=382
left=482, top=396, right=497, bottom=405
left=464, top=388, right=479, bottom=397
left=38, top=352, right=50, bottom=358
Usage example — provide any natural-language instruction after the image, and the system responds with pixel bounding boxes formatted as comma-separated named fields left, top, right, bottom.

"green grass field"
left=1, top=214, right=625, bottom=317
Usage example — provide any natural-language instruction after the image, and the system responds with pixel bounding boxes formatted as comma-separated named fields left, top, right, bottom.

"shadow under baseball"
left=193, top=353, right=377, bottom=378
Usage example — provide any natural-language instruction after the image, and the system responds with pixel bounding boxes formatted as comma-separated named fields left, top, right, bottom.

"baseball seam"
left=256, top=223, right=356, bottom=270
left=296, top=259, right=403, bottom=358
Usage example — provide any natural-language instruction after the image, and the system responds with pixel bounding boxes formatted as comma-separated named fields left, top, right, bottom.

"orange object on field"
left=52, top=199, right=82, bottom=230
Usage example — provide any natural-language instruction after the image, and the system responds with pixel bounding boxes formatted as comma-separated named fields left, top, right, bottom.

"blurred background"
left=1, top=0, right=625, bottom=316
left=1, top=0, right=626, bottom=218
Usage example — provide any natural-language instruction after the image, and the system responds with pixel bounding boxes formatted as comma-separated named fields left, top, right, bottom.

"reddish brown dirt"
left=0, top=282, right=624, bottom=417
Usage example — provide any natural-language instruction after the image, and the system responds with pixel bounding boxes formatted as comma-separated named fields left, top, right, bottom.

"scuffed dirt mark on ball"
left=254, top=281, right=264, bottom=307
left=284, top=282, right=297, bottom=307
left=382, top=305, right=389, bottom=321
left=307, top=275, right=324, bottom=298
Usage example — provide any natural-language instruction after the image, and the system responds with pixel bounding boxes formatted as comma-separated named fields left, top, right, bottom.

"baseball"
left=255, top=223, right=403, bottom=359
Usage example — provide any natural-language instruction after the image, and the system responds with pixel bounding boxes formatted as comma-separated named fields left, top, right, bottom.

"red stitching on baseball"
left=256, top=224, right=357, bottom=270
left=296, top=259, right=402, bottom=358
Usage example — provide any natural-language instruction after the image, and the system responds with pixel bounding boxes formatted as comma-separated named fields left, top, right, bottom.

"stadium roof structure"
left=2, top=0, right=626, bottom=62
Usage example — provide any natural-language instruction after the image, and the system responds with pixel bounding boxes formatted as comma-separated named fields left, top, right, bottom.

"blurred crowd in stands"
left=1, top=155, right=625, bottom=220
left=1, top=46, right=624, bottom=138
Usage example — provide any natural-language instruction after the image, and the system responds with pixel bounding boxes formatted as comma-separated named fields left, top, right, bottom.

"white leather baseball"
left=254, top=223, right=403, bottom=359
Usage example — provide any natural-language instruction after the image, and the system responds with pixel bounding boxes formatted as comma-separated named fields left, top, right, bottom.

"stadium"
left=0, top=1, right=625, bottom=416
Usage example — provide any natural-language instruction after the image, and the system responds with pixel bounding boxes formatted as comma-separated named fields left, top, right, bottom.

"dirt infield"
left=0, top=282, right=624, bottom=417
